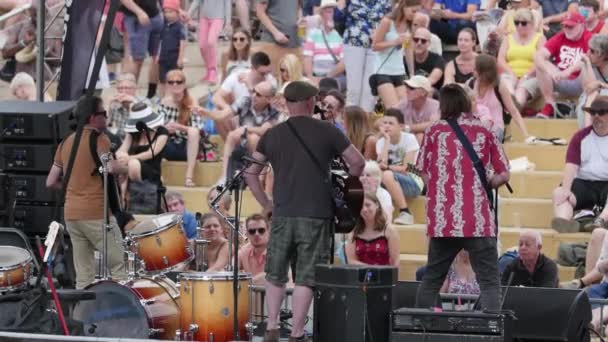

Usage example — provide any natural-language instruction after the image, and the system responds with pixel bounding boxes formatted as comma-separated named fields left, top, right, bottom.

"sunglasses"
left=279, top=67, right=287, bottom=73
left=94, top=110, right=108, bottom=118
left=233, top=36, right=247, bottom=42
left=562, top=24, right=575, bottom=29
left=254, top=90, right=268, bottom=97
left=590, top=48, right=598, bottom=55
left=167, top=80, right=184, bottom=85
left=247, top=228, right=266, bottom=235
left=514, top=20, right=528, bottom=26
left=413, top=37, right=428, bottom=44
left=585, top=109, right=608, bottom=116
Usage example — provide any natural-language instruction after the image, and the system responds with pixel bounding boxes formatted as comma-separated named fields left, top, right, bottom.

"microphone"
left=136, top=121, right=155, bottom=160
left=241, top=155, right=267, bottom=167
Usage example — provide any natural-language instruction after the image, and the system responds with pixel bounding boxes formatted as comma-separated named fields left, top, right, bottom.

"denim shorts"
left=123, top=13, right=164, bottom=60
left=586, top=282, right=608, bottom=309
left=394, top=172, right=423, bottom=198
left=163, top=139, right=187, bottom=161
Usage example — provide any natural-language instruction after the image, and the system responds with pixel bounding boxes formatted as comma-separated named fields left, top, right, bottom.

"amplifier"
left=391, top=308, right=512, bottom=340
left=0, top=143, right=55, bottom=173
left=0, top=100, right=75, bottom=141
left=12, top=203, right=62, bottom=235
left=391, top=331, right=509, bottom=341
left=8, top=173, right=58, bottom=203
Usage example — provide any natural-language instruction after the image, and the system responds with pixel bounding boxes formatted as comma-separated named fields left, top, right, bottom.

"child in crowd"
left=376, top=108, right=423, bottom=225
left=158, top=0, right=186, bottom=96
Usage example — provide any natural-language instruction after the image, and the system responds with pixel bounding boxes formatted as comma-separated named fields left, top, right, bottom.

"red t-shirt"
left=544, top=30, right=592, bottom=79
left=416, top=115, right=509, bottom=238
left=590, top=21, right=605, bottom=34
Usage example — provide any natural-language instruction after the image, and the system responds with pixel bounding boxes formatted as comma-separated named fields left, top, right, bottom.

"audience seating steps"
left=504, top=143, right=566, bottom=171
left=510, top=119, right=578, bottom=143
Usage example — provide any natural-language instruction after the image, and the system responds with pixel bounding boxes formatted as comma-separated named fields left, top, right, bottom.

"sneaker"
left=394, top=211, right=414, bottom=225
left=583, top=217, right=608, bottom=232
left=535, top=103, right=554, bottom=119
left=263, top=329, right=280, bottom=342
left=551, top=217, right=580, bottom=233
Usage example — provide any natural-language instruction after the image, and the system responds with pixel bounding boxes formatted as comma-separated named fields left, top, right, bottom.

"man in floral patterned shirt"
left=414, top=84, right=510, bottom=311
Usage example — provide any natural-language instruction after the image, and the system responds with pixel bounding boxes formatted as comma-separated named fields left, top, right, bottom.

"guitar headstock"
left=44, top=221, right=64, bottom=262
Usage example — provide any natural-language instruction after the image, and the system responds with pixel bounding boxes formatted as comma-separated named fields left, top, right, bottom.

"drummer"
left=199, top=213, right=230, bottom=271
left=166, top=191, right=197, bottom=239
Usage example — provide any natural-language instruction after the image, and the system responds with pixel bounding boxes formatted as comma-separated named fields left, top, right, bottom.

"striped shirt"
left=303, top=28, right=344, bottom=77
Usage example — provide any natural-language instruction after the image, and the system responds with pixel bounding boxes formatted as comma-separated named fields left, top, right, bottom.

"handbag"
left=286, top=120, right=360, bottom=234
left=369, top=47, right=398, bottom=96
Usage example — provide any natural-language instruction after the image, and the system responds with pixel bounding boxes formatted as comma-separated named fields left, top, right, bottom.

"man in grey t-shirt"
left=255, top=0, right=303, bottom=76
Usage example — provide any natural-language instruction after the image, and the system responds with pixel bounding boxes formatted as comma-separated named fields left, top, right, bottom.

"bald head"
left=413, top=12, right=430, bottom=30
left=414, top=27, right=431, bottom=40
left=520, top=230, right=542, bottom=246
left=255, top=81, right=276, bottom=97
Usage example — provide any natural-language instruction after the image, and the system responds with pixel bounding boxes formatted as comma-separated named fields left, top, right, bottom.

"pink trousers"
left=198, top=17, right=224, bottom=74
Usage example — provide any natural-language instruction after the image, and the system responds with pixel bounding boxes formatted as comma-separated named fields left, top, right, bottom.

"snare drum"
left=179, top=272, right=251, bottom=342
left=72, top=276, right=180, bottom=340
left=128, top=213, right=193, bottom=273
left=0, top=246, right=33, bottom=291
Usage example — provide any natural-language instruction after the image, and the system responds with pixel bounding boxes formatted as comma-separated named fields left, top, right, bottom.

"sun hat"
left=124, top=102, right=164, bottom=133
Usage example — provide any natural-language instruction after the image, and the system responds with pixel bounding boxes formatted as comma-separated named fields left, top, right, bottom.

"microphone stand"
left=209, top=161, right=251, bottom=341
left=139, top=126, right=167, bottom=214
left=99, top=152, right=113, bottom=280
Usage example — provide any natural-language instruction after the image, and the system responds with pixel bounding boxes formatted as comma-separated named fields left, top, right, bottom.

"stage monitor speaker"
left=391, top=331, right=508, bottom=341
left=12, top=204, right=62, bottom=235
left=0, top=100, right=75, bottom=141
left=0, top=144, right=55, bottom=173
left=6, top=173, right=58, bottom=203
left=313, top=264, right=397, bottom=342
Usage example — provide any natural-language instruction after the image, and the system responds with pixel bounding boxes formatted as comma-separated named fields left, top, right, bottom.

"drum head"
left=129, top=213, right=181, bottom=237
left=179, top=271, right=252, bottom=281
left=0, top=246, right=31, bottom=269
left=72, top=281, right=150, bottom=338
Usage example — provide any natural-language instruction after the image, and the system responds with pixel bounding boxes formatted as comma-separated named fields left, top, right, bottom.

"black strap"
left=321, top=30, right=340, bottom=65
left=376, top=47, right=398, bottom=74
left=446, top=119, right=494, bottom=210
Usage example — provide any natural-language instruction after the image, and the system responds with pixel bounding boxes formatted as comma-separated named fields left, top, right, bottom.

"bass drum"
left=72, top=277, right=180, bottom=340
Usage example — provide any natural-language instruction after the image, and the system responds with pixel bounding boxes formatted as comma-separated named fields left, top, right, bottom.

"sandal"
left=185, top=177, right=196, bottom=187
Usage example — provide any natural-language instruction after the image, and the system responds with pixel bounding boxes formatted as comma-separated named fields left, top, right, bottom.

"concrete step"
left=504, top=143, right=566, bottom=172
left=558, top=265, right=576, bottom=282
left=498, top=171, right=561, bottom=199
left=162, top=161, right=223, bottom=187
left=554, top=232, right=591, bottom=247
left=510, top=119, right=578, bottom=143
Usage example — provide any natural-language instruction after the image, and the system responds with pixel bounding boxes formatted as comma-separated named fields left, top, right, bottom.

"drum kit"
left=0, top=245, right=34, bottom=293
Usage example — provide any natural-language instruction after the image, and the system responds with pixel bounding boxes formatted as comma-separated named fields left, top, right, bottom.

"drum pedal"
left=280, top=309, right=293, bottom=322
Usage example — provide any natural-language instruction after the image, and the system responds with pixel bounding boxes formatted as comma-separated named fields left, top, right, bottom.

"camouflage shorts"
left=265, top=217, right=332, bottom=287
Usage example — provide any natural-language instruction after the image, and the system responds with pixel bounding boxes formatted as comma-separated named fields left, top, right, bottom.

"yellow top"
left=506, top=33, right=542, bottom=78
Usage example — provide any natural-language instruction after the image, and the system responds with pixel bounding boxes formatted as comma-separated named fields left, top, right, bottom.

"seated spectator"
left=497, top=8, right=545, bottom=105
left=501, top=230, right=559, bottom=287
left=376, top=108, right=423, bottom=225
left=397, top=76, right=440, bottom=144
left=472, top=54, right=530, bottom=142
left=238, top=213, right=270, bottom=285
left=580, top=0, right=604, bottom=34
left=344, top=106, right=378, bottom=160
left=166, top=190, right=197, bottom=240
left=495, top=0, right=543, bottom=37
left=360, top=161, right=394, bottom=220
left=552, top=96, right=608, bottom=232
left=108, top=73, right=145, bottom=139
left=412, top=28, right=445, bottom=90
left=371, top=1, right=411, bottom=109
left=345, top=193, right=400, bottom=266
left=219, top=28, right=252, bottom=83
left=212, top=52, right=276, bottom=140
left=199, top=213, right=229, bottom=272
left=9, top=72, right=35, bottom=100
left=206, top=188, right=236, bottom=240
left=319, top=89, right=346, bottom=129
left=525, top=12, right=591, bottom=118
left=537, top=0, right=576, bottom=39
left=440, top=250, right=480, bottom=295
left=159, top=69, right=205, bottom=187
left=302, top=0, right=346, bottom=89
left=563, top=228, right=607, bottom=289
left=426, top=0, right=479, bottom=45
left=277, top=53, right=309, bottom=92
left=209, top=80, right=279, bottom=184
left=412, top=12, right=442, bottom=55
left=444, top=28, right=478, bottom=85
left=578, top=35, right=608, bottom=128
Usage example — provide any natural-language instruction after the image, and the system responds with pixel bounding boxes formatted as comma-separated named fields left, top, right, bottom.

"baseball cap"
left=404, top=75, right=432, bottom=93
left=562, top=12, right=585, bottom=26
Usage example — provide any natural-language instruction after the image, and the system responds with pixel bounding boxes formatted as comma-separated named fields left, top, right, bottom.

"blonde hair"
left=10, top=72, right=35, bottom=92
left=363, top=161, right=383, bottom=185
left=513, top=8, right=534, bottom=24
left=278, top=54, right=304, bottom=88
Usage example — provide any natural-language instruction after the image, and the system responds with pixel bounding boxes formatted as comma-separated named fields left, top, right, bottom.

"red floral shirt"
left=416, top=115, right=509, bottom=238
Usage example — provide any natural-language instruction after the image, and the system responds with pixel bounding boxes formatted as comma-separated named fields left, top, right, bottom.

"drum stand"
left=97, top=153, right=114, bottom=280
left=209, top=162, right=251, bottom=341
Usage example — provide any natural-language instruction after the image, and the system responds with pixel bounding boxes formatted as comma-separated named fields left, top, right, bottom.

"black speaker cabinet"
left=391, top=331, right=508, bottom=341
left=313, top=264, right=397, bottom=342
left=0, top=100, right=75, bottom=141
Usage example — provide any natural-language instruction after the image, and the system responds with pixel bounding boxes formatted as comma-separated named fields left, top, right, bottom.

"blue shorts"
left=159, top=61, right=178, bottom=83
left=124, top=13, right=164, bottom=60
left=586, top=282, right=608, bottom=309
left=394, top=172, right=422, bottom=198
left=163, top=139, right=187, bottom=161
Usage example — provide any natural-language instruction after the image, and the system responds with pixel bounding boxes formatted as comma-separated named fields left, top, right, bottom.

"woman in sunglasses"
left=345, top=192, right=400, bottom=266
left=220, top=28, right=252, bottom=83
left=159, top=69, right=207, bottom=187
left=495, top=0, right=542, bottom=37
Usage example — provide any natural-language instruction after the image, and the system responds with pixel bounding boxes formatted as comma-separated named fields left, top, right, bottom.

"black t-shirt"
left=128, top=125, right=168, bottom=183
left=501, top=254, right=558, bottom=288
left=415, top=52, right=445, bottom=89
left=257, top=116, right=351, bottom=219
left=121, top=0, right=160, bottom=18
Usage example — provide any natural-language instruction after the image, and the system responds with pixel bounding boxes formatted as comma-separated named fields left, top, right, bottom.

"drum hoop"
left=140, top=254, right=194, bottom=275
left=178, top=271, right=252, bottom=281
left=127, top=215, right=183, bottom=238
left=0, top=246, right=33, bottom=271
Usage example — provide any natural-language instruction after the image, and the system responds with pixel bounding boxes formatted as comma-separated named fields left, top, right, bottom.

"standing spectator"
left=238, top=214, right=271, bottom=285
left=120, top=0, right=164, bottom=98
left=501, top=230, right=559, bottom=287
left=344, top=105, right=378, bottom=160
left=343, top=0, right=392, bottom=112
left=412, top=28, right=445, bottom=90
left=166, top=190, right=197, bottom=239
left=396, top=76, right=440, bottom=144
left=345, top=192, right=400, bottom=267
left=188, top=0, right=231, bottom=84
left=158, top=0, right=186, bottom=95
left=412, top=12, right=442, bottom=55
left=108, top=73, right=144, bottom=140
left=234, top=0, right=251, bottom=32
left=360, top=161, right=394, bottom=220
left=415, top=84, right=510, bottom=311
left=302, top=0, right=346, bottom=89
left=158, top=69, right=204, bottom=187
left=371, top=0, right=412, bottom=109
left=255, top=0, right=302, bottom=75
left=376, top=108, right=423, bottom=225
left=526, top=12, right=591, bottom=118
left=580, top=0, right=604, bottom=34
left=220, top=28, right=252, bottom=83
left=425, top=0, right=479, bottom=45
left=578, top=35, right=608, bottom=128
left=444, top=28, right=477, bottom=85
